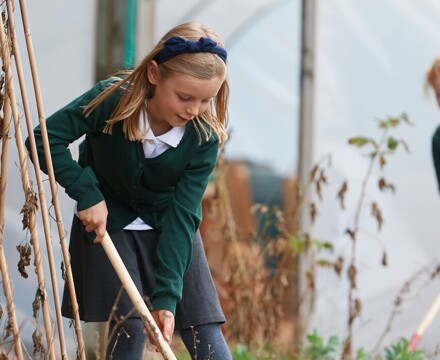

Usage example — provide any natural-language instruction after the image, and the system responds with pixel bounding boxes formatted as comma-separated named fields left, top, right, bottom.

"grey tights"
left=106, top=318, right=232, bottom=360
left=179, top=322, right=232, bottom=360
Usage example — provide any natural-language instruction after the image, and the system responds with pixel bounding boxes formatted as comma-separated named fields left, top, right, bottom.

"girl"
left=27, top=21, right=232, bottom=359
left=427, top=57, right=440, bottom=192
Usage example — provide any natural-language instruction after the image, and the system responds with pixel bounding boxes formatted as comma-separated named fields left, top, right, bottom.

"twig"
left=372, top=266, right=428, bottom=353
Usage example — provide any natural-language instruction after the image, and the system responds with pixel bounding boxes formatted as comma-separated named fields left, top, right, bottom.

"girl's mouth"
left=178, top=115, right=191, bottom=122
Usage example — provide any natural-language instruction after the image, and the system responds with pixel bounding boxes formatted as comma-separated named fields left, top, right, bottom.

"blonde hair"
left=84, top=21, right=229, bottom=144
left=425, top=56, right=440, bottom=94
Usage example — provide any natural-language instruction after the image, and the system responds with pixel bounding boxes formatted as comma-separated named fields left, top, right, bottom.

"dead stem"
left=372, top=264, right=439, bottom=354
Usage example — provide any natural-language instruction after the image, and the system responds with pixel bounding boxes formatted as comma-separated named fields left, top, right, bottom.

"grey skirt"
left=61, top=216, right=225, bottom=330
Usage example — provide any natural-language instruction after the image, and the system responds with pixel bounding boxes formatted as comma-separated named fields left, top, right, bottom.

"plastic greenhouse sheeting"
left=4, top=0, right=440, bottom=356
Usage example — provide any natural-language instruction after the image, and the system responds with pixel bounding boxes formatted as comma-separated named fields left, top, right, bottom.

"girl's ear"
left=147, top=60, right=159, bottom=85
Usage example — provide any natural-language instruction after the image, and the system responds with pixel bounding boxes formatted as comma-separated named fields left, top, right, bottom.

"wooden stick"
left=5, top=1, right=67, bottom=357
left=0, top=11, right=56, bottom=359
left=16, top=1, right=86, bottom=358
left=408, top=290, right=440, bottom=350
left=0, top=95, right=24, bottom=360
left=101, top=232, right=177, bottom=360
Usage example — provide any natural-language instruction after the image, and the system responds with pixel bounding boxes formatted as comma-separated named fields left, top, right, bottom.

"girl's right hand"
left=77, top=200, right=108, bottom=243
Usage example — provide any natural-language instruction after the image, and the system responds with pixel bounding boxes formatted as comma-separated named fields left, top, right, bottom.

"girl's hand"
left=77, top=200, right=108, bottom=243
left=151, top=309, right=175, bottom=345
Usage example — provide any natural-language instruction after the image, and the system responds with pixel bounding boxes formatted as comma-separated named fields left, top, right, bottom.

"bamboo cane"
left=101, top=231, right=177, bottom=360
left=0, top=11, right=56, bottom=360
left=408, top=290, right=440, bottom=350
left=5, top=1, right=68, bottom=358
left=0, top=95, right=24, bottom=360
left=16, top=1, right=86, bottom=358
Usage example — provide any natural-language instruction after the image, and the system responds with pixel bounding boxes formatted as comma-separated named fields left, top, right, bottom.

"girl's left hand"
left=150, top=309, right=175, bottom=345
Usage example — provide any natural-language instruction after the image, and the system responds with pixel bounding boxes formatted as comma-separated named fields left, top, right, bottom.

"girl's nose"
left=186, top=104, right=199, bottom=117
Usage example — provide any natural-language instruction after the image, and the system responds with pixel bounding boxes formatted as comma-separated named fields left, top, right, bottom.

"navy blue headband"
left=153, top=36, right=227, bottom=64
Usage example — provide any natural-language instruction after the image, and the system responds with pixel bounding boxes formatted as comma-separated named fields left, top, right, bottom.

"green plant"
left=302, top=330, right=339, bottom=360
left=383, top=338, right=426, bottom=360
left=296, top=331, right=374, bottom=360
left=231, top=343, right=290, bottom=360
left=297, top=331, right=429, bottom=360
left=176, top=352, right=192, bottom=360
left=231, top=344, right=254, bottom=360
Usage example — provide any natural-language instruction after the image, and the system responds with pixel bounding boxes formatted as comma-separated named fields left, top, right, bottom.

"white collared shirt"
left=142, top=124, right=186, bottom=159
left=124, top=113, right=186, bottom=230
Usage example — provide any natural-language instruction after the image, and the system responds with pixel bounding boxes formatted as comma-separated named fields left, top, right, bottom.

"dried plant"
left=208, top=154, right=335, bottom=354
left=32, top=287, right=44, bottom=318
left=32, top=326, right=44, bottom=356
left=16, top=243, right=31, bottom=279
left=60, top=261, right=66, bottom=281
left=0, top=73, right=5, bottom=139
left=5, top=308, right=13, bottom=339
left=206, top=114, right=412, bottom=358
left=19, top=186, right=38, bottom=231
left=31, top=287, right=46, bottom=356
left=340, top=113, right=412, bottom=359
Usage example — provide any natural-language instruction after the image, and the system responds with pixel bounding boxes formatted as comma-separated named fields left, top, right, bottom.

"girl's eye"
left=178, top=95, right=190, bottom=101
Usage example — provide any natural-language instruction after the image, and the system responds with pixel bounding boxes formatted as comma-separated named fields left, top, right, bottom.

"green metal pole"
left=124, top=0, right=137, bottom=68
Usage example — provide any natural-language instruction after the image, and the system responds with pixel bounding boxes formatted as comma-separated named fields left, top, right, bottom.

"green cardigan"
left=26, top=78, right=219, bottom=314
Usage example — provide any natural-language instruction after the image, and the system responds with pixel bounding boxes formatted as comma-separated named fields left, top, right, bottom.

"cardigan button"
left=138, top=162, right=144, bottom=168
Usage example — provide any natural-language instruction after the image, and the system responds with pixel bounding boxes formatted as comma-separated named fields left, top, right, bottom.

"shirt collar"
left=145, top=125, right=186, bottom=148
left=139, top=109, right=186, bottom=148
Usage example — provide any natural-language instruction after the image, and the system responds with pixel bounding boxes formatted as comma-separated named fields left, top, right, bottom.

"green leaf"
left=388, top=118, right=400, bottom=127
left=387, top=137, right=398, bottom=150
left=316, top=259, right=332, bottom=267
left=348, top=137, right=371, bottom=147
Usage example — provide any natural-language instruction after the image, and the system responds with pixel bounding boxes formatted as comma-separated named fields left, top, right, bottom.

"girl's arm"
left=25, top=81, right=114, bottom=211
left=152, top=136, right=219, bottom=314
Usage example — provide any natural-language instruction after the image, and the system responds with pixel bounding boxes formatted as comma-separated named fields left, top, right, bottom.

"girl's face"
left=147, top=61, right=225, bottom=135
